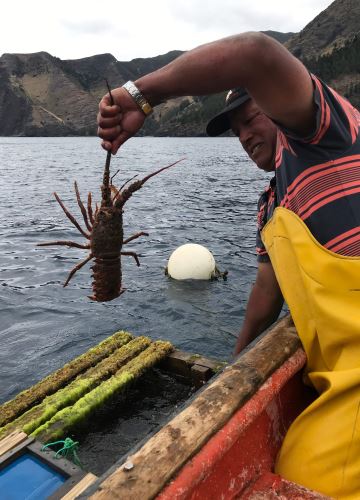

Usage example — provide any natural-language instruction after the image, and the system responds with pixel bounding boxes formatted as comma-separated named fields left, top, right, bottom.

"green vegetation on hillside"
left=304, top=32, right=360, bottom=107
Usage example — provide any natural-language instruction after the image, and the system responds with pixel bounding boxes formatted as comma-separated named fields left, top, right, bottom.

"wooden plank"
left=159, top=350, right=224, bottom=383
left=0, top=430, right=28, bottom=456
left=192, top=355, right=225, bottom=372
left=90, top=315, right=301, bottom=500
left=159, top=350, right=194, bottom=380
left=61, top=473, right=97, bottom=500
left=190, top=365, right=212, bottom=388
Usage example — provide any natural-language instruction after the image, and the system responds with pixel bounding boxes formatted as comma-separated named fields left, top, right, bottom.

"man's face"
left=229, top=100, right=277, bottom=172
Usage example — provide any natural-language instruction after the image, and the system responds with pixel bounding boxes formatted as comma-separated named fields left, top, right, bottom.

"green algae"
left=0, top=330, right=133, bottom=428
left=188, top=354, right=201, bottom=362
left=0, top=336, right=151, bottom=440
left=32, top=340, right=174, bottom=443
left=213, top=361, right=228, bottom=373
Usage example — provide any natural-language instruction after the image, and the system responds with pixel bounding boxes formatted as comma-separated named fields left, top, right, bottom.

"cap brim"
left=206, top=94, right=251, bottom=137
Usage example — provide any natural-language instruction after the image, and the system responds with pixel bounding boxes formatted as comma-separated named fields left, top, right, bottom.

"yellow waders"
left=261, top=207, right=360, bottom=499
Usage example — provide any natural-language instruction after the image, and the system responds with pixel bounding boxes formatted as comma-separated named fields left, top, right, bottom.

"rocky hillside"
left=285, top=0, right=359, bottom=59
left=0, top=0, right=358, bottom=136
left=285, top=0, right=360, bottom=109
left=0, top=50, right=184, bottom=136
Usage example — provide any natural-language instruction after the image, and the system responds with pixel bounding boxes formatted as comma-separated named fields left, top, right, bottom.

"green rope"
left=41, top=437, right=82, bottom=467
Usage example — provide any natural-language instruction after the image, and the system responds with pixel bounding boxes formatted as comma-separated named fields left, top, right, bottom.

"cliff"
left=0, top=0, right=358, bottom=136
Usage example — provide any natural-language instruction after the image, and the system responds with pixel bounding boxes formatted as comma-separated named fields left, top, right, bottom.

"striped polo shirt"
left=256, top=74, right=360, bottom=262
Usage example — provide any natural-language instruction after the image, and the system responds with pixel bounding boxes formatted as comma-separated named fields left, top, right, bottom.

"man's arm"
left=233, top=261, right=284, bottom=356
left=98, top=32, right=315, bottom=153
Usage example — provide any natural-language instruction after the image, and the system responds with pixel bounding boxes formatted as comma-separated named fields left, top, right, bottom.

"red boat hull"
left=157, top=348, right=327, bottom=499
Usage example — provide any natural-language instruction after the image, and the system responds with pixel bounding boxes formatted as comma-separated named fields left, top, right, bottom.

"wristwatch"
left=122, top=81, right=153, bottom=116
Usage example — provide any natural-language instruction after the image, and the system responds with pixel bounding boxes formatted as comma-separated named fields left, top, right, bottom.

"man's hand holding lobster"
left=97, top=86, right=146, bottom=155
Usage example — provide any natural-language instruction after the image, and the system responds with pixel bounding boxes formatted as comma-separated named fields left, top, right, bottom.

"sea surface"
left=0, top=136, right=272, bottom=404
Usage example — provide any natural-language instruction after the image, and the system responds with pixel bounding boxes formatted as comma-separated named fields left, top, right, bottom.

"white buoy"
left=166, top=243, right=218, bottom=280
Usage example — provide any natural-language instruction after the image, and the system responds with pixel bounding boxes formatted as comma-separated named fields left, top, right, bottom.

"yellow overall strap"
left=261, top=207, right=360, bottom=499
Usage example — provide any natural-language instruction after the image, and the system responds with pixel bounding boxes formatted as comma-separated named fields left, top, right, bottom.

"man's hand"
left=97, top=86, right=146, bottom=154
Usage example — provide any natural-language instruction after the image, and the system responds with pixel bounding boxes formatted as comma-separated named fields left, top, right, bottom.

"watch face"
left=142, top=102, right=153, bottom=115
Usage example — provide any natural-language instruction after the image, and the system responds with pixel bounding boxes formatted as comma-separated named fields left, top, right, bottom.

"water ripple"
left=0, top=136, right=273, bottom=404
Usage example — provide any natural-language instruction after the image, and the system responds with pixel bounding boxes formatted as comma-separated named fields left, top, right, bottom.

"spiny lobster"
left=38, top=158, right=184, bottom=301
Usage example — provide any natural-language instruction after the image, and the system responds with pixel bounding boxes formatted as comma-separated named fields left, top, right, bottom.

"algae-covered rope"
left=41, top=437, right=82, bottom=467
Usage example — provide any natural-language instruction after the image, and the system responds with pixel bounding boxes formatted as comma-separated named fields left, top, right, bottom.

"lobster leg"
left=74, top=182, right=92, bottom=232
left=54, top=192, right=90, bottom=239
left=123, top=232, right=149, bottom=245
left=37, top=240, right=90, bottom=249
left=87, top=192, right=94, bottom=225
left=64, top=253, right=93, bottom=287
left=121, top=251, right=141, bottom=267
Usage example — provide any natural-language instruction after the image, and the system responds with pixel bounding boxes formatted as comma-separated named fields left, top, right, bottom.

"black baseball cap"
left=206, top=87, right=251, bottom=136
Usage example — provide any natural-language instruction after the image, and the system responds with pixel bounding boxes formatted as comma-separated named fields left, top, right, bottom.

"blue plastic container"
left=0, top=452, right=66, bottom=499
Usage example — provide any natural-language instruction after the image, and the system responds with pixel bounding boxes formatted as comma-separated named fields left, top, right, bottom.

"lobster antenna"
left=116, top=158, right=186, bottom=208
left=110, top=169, right=120, bottom=185
left=139, top=158, right=186, bottom=186
left=110, top=169, right=138, bottom=189
left=119, top=174, right=138, bottom=191
left=101, top=79, right=115, bottom=207
left=112, top=174, right=139, bottom=203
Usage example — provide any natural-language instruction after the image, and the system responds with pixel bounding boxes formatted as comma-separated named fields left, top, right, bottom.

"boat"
left=85, top=315, right=330, bottom=499
left=0, top=316, right=330, bottom=498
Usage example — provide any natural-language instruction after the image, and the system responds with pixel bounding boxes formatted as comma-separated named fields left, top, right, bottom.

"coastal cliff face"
left=0, top=0, right=358, bottom=137
left=285, top=0, right=360, bottom=110
left=0, top=50, right=187, bottom=137
left=285, top=0, right=359, bottom=59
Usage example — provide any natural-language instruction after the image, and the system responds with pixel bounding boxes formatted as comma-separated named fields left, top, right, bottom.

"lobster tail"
left=90, top=257, right=125, bottom=301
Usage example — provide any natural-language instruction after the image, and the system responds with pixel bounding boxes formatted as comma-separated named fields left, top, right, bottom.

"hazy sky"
left=1, top=0, right=333, bottom=61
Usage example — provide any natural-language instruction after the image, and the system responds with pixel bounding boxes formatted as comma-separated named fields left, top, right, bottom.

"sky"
left=0, top=0, right=334, bottom=61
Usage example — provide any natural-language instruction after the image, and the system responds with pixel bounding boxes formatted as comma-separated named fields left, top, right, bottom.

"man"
left=206, top=86, right=284, bottom=356
left=98, top=32, right=360, bottom=498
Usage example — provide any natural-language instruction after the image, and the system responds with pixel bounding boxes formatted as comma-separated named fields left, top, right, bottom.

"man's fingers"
left=100, top=130, right=131, bottom=155
left=97, top=114, right=122, bottom=129
left=97, top=87, right=142, bottom=154
left=101, top=140, right=112, bottom=152
left=111, top=131, right=131, bottom=154
left=98, top=101, right=121, bottom=117
left=97, top=124, right=121, bottom=141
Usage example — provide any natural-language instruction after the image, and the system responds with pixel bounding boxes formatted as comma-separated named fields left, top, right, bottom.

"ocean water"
left=0, top=136, right=272, bottom=404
